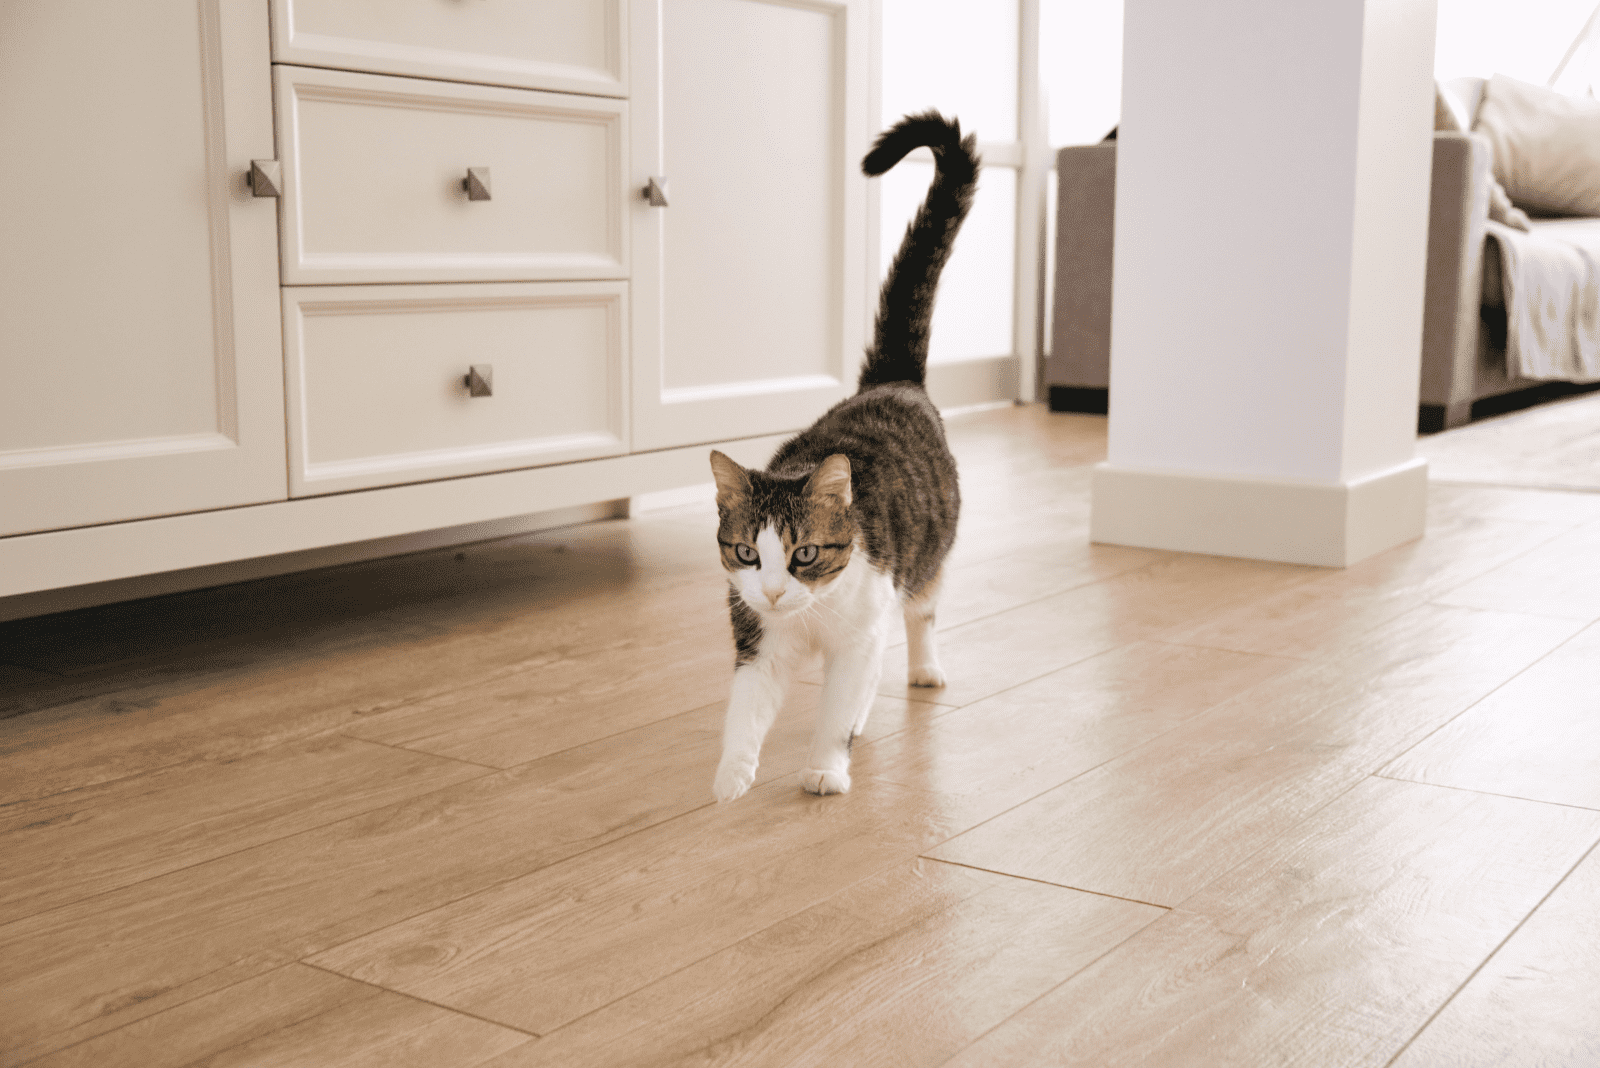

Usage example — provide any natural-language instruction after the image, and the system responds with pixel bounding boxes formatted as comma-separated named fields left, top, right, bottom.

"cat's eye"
left=792, top=545, right=819, bottom=566
left=735, top=544, right=759, bottom=565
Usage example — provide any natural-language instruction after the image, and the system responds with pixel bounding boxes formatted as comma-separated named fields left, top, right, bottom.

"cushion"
left=1475, top=73, right=1600, bottom=217
left=1434, top=81, right=1530, bottom=231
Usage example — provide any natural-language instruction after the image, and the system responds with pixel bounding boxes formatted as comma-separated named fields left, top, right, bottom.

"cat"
left=709, top=110, right=978, bottom=802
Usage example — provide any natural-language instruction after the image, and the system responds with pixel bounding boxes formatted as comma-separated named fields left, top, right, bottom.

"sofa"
left=1046, top=75, right=1600, bottom=432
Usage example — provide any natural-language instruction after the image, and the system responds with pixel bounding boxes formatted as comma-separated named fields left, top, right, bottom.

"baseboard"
left=1048, top=386, right=1109, bottom=414
left=925, top=355, right=1020, bottom=410
left=1090, top=458, right=1429, bottom=567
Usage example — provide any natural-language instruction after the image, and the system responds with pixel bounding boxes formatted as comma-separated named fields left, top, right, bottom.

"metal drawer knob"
left=464, top=364, right=493, bottom=397
left=247, top=159, right=281, bottom=198
left=644, top=176, right=669, bottom=207
left=463, top=167, right=492, bottom=201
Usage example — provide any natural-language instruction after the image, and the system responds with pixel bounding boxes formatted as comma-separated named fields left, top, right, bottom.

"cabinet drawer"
left=285, top=282, right=627, bottom=496
left=272, top=0, right=626, bottom=97
left=276, top=66, right=627, bottom=285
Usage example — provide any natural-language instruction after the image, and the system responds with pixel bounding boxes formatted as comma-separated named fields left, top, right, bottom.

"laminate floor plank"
left=0, top=687, right=892, bottom=1063
left=1390, top=842, right=1600, bottom=1068
left=0, top=733, right=488, bottom=925
left=481, top=859, right=1161, bottom=1068
left=1166, top=510, right=1569, bottom=659
left=1381, top=621, right=1600, bottom=809
left=1432, top=519, right=1600, bottom=621
left=873, top=551, right=1316, bottom=706
left=1428, top=481, right=1600, bottom=525
left=926, top=604, right=1583, bottom=906
left=855, top=640, right=1299, bottom=823
left=941, top=777, right=1600, bottom=1068
left=0, top=562, right=729, bottom=806
left=1419, top=389, right=1600, bottom=492
left=341, top=621, right=732, bottom=769
left=306, top=777, right=963, bottom=1036
left=21, top=963, right=530, bottom=1068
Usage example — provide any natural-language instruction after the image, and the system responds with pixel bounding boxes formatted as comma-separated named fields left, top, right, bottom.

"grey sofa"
left=1045, top=133, right=1579, bottom=431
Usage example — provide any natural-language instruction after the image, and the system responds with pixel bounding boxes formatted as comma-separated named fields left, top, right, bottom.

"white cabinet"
left=629, top=0, right=868, bottom=451
left=0, top=0, right=286, bottom=538
left=0, top=0, right=870, bottom=611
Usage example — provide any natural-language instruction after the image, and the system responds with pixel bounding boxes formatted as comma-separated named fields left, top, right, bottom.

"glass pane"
left=879, top=162, right=1016, bottom=364
left=881, top=0, right=1018, bottom=142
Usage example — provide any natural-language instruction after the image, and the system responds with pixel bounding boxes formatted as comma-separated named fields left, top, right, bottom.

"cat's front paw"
left=713, top=760, right=757, bottom=803
left=907, top=663, right=947, bottom=687
left=801, top=768, right=851, bottom=795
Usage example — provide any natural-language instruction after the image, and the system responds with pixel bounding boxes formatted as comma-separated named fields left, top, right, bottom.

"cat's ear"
left=709, top=450, right=750, bottom=503
left=807, top=454, right=852, bottom=507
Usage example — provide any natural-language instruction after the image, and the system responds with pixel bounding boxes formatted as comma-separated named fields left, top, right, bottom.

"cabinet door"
left=629, top=0, right=869, bottom=452
left=0, top=0, right=286, bottom=538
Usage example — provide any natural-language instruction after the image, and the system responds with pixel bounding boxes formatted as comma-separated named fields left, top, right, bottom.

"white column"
left=1091, top=0, right=1437, bottom=567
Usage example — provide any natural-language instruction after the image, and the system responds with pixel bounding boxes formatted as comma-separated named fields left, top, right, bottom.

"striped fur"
left=709, top=112, right=976, bottom=802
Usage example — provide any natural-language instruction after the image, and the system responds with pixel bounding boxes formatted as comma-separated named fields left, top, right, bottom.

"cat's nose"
left=764, top=588, right=783, bottom=607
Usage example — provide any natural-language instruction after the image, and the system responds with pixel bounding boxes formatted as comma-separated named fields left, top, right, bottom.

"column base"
left=1090, top=459, right=1428, bottom=567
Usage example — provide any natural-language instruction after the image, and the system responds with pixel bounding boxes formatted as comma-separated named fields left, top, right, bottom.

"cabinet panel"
left=629, top=0, right=868, bottom=452
left=0, top=0, right=286, bottom=538
left=276, top=67, right=628, bottom=285
left=285, top=282, right=628, bottom=496
left=272, top=0, right=627, bottom=97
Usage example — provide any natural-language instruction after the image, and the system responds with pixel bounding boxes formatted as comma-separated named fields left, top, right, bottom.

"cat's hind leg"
left=903, top=570, right=947, bottom=688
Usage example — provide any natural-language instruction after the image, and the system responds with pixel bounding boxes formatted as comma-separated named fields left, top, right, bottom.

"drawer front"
left=272, top=0, right=627, bottom=97
left=285, top=282, right=628, bottom=496
left=276, top=66, right=627, bottom=284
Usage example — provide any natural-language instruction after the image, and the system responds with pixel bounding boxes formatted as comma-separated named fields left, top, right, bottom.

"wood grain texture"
left=0, top=521, right=726, bottom=804
left=21, top=964, right=529, bottom=1068
left=857, top=640, right=1299, bottom=824
left=0, top=733, right=487, bottom=924
left=307, top=778, right=962, bottom=1036
left=927, top=603, right=1583, bottom=905
left=480, top=859, right=1161, bottom=1068
left=1167, top=509, right=1570, bottom=659
left=1429, top=481, right=1600, bottom=525
left=942, top=778, right=1600, bottom=1068
left=1433, top=519, right=1600, bottom=621
left=1391, top=842, right=1600, bottom=1068
left=0, top=691, right=843, bottom=1062
left=873, top=550, right=1314, bottom=706
left=1382, top=621, right=1600, bottom=809
left=341, top=630, right=733, bottom=768
left=1419, top=389, right=1600, bottom=492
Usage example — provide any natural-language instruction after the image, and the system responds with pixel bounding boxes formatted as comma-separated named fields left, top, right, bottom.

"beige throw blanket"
left=1485, top=218, right=1600, bottom=383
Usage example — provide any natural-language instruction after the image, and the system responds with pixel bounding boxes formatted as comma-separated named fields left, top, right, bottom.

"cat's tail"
left=857, top=111, right=980, bottom=391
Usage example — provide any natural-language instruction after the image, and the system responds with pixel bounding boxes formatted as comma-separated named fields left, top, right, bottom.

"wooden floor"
left=1419, top=388, right=1600, bottom=492
left=4, top=403, right=1599, bottom=1067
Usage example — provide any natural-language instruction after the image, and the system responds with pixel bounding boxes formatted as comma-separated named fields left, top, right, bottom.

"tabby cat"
left=709, top=111, right=978, bottom=801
